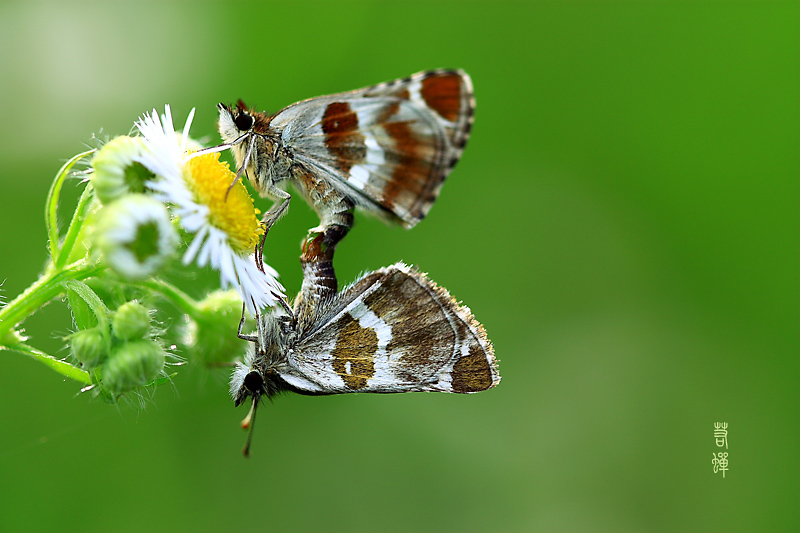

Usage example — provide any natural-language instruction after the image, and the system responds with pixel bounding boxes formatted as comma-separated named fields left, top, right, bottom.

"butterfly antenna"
left=241, top=396, right=259, bottom=458
left=186, top=143, right=231, bottom=159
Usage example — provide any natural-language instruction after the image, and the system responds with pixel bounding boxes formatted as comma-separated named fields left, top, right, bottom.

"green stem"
left=0, top=261, right=104, bottom=384
left=0, top=343, right=91, bottom=385
left=46, top=149, right=95, bottom=265
left=0, top=260, right=104, bottom=339
left=140, top=279, right=199, bottom=316
left=56, top=182, right=96, bottom=270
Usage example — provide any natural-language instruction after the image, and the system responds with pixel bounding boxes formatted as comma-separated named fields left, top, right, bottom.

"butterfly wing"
left=271, top=70, right=475, bottom=227
left=276, top=263, right=499, bottom=394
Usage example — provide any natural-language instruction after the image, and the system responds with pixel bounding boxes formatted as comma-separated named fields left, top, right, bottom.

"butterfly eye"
left=234, top=112, right=254, bottom=131
left=243, top=370, right=264, bottom=394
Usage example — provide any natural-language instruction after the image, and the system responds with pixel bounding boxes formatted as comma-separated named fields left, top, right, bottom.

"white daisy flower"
left=95, top=194, right=178, bottom=280
left=134, top=105, right=284, bottom=314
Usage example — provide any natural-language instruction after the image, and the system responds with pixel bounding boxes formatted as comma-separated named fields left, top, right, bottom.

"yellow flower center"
left=185, top=153, right=263, bottom=253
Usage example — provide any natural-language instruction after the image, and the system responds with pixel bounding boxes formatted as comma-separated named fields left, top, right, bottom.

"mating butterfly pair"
left=215, top=70, right=499, bottom=455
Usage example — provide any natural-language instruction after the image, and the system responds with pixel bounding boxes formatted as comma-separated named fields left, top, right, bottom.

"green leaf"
left=67, top=287, right=98, bottom=330
left=62, top=279, right=111, bottom=331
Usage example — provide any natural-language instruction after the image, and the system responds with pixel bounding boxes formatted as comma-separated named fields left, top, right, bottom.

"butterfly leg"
left=225, top=134, right=257, bottom=200
left=254, top=187, right=291, bottom=273
left=237, top=303, right=258, bottom=343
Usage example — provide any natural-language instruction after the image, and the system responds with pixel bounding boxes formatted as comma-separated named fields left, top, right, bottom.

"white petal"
left=181, top=108, right=195, bottom=151
left=182, top=224, right=208, bottom=266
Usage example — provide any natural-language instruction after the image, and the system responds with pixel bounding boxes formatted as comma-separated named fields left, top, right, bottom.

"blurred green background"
left=0, top=1, right=796, bottom=531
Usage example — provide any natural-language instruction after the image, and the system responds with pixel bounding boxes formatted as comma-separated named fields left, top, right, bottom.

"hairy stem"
left=56, top=182, right=96, bottom=270
left=0, top=342, right=91, bottom=384
left=46, top=149, right=95, bottom=265
left=140, top=278, right=199, bottom=316
left=0, top=260, right=104, bottom=341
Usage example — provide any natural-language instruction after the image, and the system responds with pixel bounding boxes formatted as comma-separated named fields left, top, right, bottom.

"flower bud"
left=112, top=301, right=151, bottom=341
left=95, top=194, right=177, bottom=281
left=182, top=289, right=246, bottom=366
left=103, top=339, right=166, bottom=395
left=92, top=136, right=153, bottom=204
left=70, top=327, right=108, bottom=368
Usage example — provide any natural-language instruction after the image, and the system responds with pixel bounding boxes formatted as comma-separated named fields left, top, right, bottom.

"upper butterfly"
left=216, top=69, right=475, bottom=245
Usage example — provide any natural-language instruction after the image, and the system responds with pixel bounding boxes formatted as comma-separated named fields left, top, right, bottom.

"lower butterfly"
left=231, top=236, right=498, bottom=456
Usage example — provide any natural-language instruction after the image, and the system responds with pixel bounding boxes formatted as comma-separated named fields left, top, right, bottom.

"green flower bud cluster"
left=69, top=300, right=166, bottom=397
left=102, top=338, right=165, bottom=396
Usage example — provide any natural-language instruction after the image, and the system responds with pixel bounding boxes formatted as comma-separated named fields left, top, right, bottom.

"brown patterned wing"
left=271, top=70, right=475, bottom=228
left=283, top=263, right=499, bottom=394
